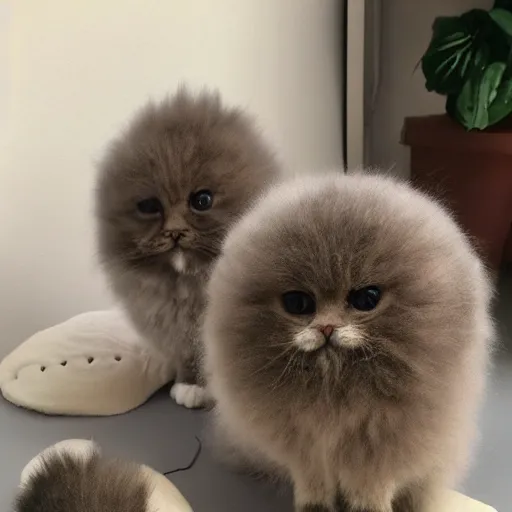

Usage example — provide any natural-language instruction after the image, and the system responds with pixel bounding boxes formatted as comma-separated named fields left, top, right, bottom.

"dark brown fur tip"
left=297, top=505, right=333, bottom=512
left=298, top=492, right=372, bottom=511
left=14, top=451, right=151, bottom=512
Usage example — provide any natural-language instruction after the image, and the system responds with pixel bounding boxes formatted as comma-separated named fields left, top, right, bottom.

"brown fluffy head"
left=205, top=173, right=493, bottom=409
left=95, top=88, right=279, bottom=276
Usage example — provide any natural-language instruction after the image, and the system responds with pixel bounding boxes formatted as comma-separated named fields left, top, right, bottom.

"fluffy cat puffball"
left=204, top=172, right=494, bottom=512
left=95, top=88, right=280, bottom=407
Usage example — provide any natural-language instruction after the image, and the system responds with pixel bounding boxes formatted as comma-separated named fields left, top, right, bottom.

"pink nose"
left=318, top=325, right=334, bottom=339
left=164, top=230, right=185, bottom=241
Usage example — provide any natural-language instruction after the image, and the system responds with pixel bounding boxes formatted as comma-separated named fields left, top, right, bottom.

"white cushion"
left=435, top=491, right=497, bottom=512
left=0, top=310, right=173, bottom=415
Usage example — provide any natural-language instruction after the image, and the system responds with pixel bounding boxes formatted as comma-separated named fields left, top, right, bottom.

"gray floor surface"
left=0, top=268, right=510, bottom=511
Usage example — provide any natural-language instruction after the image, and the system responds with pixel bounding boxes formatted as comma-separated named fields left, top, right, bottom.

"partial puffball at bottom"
left=16, top=439, right=193, bottom=512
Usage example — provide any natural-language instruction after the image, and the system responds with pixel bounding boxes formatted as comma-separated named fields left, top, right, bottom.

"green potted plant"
left=402, top=0, right=512, bottom=271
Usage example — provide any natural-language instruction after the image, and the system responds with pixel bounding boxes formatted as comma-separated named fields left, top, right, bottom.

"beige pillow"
left=434, top=491, right=497, bottom=512
left=0, top=310, right=173, bottom=415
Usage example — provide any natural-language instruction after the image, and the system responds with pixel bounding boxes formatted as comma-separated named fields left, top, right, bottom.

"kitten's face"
left=206, top=174, right=488, bottom=401
left=96, top=91, right=278, bottom=275
left=280, top=286, right=383, bottom=353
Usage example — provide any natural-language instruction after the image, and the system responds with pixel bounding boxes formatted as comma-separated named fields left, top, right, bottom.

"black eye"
left=136, top=197, right=162, bottom=215
left=347, top=286, right=382, bottom=312
left=189, top=190, right=213, bottom=212
left=282, top=291, right=316, bottom=315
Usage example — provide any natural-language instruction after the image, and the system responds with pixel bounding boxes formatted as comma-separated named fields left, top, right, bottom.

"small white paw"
left=170, top=383, right=207, bottom=409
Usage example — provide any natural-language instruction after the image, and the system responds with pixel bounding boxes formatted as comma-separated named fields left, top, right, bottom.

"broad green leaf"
left=421, top=11, right=491, bottom=95
left=422, top=35, right=475, bottom=93
left=490, top=8, right=512, bottom=36
left=472, top=46, right=489, bottom=73
left=435, top=34, right=471, bottom=52
left=493, top=0, right=512, bottom=13
left=445, top=94, right=460, bottom=123
left=488, top=77, right=512, bottom=124
left=460, top=45, right=476, bottom=77
left=422, top=5, right=512, bottom=129
left=456, top=62, right=507, bottom=129
left=433, top=43, right=471, bottom=77
left=432, top=16, right=460, bottom=35
left=485, top=62, right=506, bottom=92
left=457, top=76, right=488, bottom=129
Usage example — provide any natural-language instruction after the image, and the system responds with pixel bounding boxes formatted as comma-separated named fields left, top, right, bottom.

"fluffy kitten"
left=15, top=441, right=150, bottom=512
left=204, top=173, right=494, bottom=511
left=96, top=89, right=279, bottom=408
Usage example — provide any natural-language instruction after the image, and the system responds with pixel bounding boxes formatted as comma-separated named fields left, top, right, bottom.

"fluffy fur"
left=15, top=443, right=150, bottom=512
left=204, top=173, right=494, bottom=511
left=96, top=89, right=279, bottom=406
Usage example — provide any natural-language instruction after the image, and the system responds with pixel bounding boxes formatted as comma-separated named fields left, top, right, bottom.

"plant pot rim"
left=401, top=114, right=512, bottom=156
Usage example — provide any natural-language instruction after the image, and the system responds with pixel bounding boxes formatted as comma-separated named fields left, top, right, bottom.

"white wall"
left=1, top=0, right=343, bottom=354
left=346, top=0, right=366, bottom=169
left=0, top=3, right=8, bottom=173
left=368, top=0, right=492, bottom=178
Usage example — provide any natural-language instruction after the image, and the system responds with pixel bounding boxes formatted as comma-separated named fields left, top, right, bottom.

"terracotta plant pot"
left=402, top=114, right=512, bottom=272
